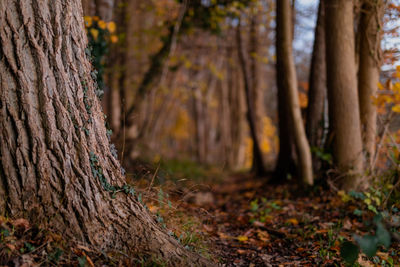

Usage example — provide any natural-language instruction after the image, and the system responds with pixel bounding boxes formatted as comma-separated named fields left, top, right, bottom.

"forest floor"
left=131, top=160, right=400, bottom=267
left=1, top=160, right=399, bottom=266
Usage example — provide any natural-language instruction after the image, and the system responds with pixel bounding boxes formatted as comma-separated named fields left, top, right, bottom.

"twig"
left=147, top=163, right=161, bottom=193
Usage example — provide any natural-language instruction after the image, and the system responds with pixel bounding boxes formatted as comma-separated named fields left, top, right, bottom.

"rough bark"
left=306, top=0, right=326, bottom=171
left=236, top=23, right=266, bottom=176
left=358, top=0, right=384, bottom=166
left=0, top=1, right=209, bottom=265
left=325, top=0, right=364, bottom=190
left=276, top=0, right=313, bottom=185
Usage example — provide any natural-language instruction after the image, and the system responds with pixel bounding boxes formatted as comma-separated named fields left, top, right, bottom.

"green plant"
left=340, top=214, right=393, bottom=265
left=84, top=16, right=118, bottom=98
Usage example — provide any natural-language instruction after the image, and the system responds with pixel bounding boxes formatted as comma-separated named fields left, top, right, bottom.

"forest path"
left=183, top=173, right=349, bottom=266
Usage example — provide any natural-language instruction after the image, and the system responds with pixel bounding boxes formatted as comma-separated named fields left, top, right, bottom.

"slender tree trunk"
left=276, top=0, right=313, bottom=185
left=94, top=0, right=114, bottom=21
left=192, top=85, right=207, bottom=164
left=236, top=23, right=266, bottom=176
left=0, top=1, right=208, bottom=264
left=249, top=14, right=266, bottom=174
left=274, top=5, right=296, bottom=182
left=82, top=0, right=95, bottom=16
left=227, top=46, right=245, bottom=168
left=81, top=0, right=114, bottom=20
left=358, top=0, right=384, bottom=166
left=325, top=0, right=364, bottom=190
left=306, top=0, right=326, bottom=170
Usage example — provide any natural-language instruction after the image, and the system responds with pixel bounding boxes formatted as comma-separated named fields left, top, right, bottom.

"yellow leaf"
left=287, top=218, right=299, bottom=225
left=107, top=21, right=116, bottom=33
left=373, top=197, right=381, bottom=206
left=90, top=29, right=99, bottom=41
left=338, top=190, right=351, bottom=202
left=110, top=35, right=118, bottom=43
left=84, top=16, right=92, bottom=27
left=392, top=104, right=400, bottom=113
left=98, top=20, right=107, bottom=30
left=92, top=16, right=100, bottom=21
left=364, top=198, right=372, bottom=205
left=237, top=235, right=248, bottom=242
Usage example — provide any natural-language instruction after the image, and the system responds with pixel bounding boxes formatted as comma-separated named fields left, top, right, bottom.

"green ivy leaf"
left=376, top=222, right=391, bottom=248
left=78, top=256, right=87, bottom=267
left=340, top=241, right=359, bottom=264
left=355, top=235, right=378, bottom=257
left=353, top=209, right=363, bottom=216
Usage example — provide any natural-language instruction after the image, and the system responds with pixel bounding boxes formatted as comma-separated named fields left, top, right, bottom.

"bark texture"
left=276, top=0, right=313, bottom=185
left=306, top=0, right=326, bottom=159
left=325, top=0, right=364, bottom=190
left=358, top=0, right=384, bottom=166
left=0, top=1, right=208, bottom=265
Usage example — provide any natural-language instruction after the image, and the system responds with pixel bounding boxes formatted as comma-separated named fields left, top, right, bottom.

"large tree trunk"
left=236, top=23, right=266, bottom=176
left=276, top=0, right=313, bottom=185
left=0, top=1, right=208, bottom=265
left=358, top=0, right=384, bottom=166
left=306, top=0, right=326, bottom=168
left=325, top=0, right=364, bottom=190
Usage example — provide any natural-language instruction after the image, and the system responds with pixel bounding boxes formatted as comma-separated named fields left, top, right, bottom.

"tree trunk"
left=276, top=0, right=313, bottom=185
left=0, top=1, right=208, bottom=265
left=358, top=0, right=384, bottom=166
left=325, top=0, right=364, bottom=190
left=94, top=0, right=114, bottom=21
left=81, top=0, right=114, bottom=20
left=236, top=23, right=266, bottom=176
left=82, top=0, right=95, bottom=16
left=306, top=0, right=326, bottom=170
left=227, top=45, right=245, bottom=168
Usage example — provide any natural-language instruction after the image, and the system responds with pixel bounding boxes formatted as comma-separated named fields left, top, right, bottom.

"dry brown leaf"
left=12, top=218, right=30, bottom=230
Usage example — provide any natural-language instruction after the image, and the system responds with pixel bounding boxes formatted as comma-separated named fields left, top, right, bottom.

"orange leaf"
left=286, top=218, right=299, bottom=225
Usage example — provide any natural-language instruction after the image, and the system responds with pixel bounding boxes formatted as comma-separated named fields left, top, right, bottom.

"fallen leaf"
left=6, top=243, right=16, bottom=250
left=287, top=218, right=299, bottom=225
left=202, top=224, right=214, bottom=232
left=218, top=232, right=231, bottom=239
left=237, top=235, right=248, bottom=242
left=376, top=252, right=389, bottom=261
left=12, top=218, right=30, bottom=230
left=76, top=244, right=93, bottom=252
left=253, top=221, right=266, bottom=228
left=257, top=230, right=270, bottom=242
left=237, top=249, right=247, bottom=254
